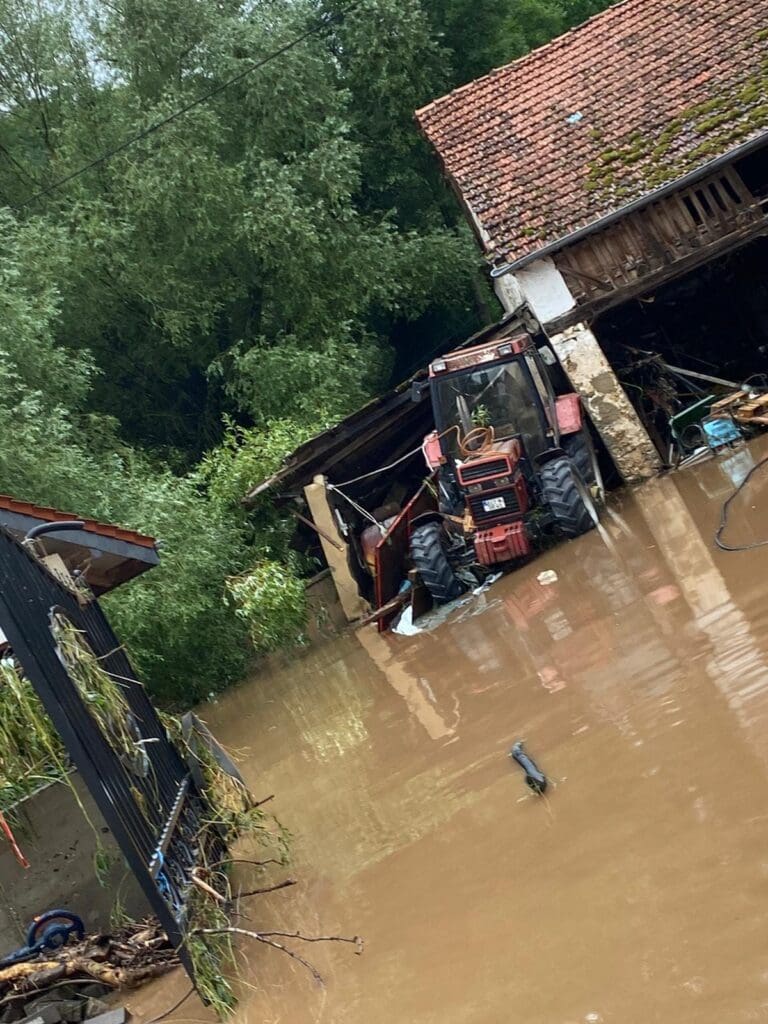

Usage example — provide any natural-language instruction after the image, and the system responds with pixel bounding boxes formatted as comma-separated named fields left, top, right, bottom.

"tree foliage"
left=0, top=0, right=617, bottom=703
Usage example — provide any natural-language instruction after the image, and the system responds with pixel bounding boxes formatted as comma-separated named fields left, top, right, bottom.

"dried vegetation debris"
left=0, top=920, right=177, bottom=1023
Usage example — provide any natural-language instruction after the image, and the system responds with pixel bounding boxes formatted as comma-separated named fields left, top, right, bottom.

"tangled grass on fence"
left=0, top=658, right=67, bottom=813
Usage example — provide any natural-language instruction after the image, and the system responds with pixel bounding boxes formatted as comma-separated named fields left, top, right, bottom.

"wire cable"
left=142, top=984, right=195, bottom=1024
left=326, top=483, right=382, bottom=528
left=12, top=2, right=361, bottom=210
left=714, top=453, right=768, bottom=552
left=333, top=443, right=426, bottom=487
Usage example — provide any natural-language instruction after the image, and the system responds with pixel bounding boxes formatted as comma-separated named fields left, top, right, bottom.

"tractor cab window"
left=432, top=359, right=549, bottom=459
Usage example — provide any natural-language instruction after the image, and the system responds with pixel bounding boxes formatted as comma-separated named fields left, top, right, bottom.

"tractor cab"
left=429, top=333, right=557, bottom=466
left=411, top=331, right=602, bottom=603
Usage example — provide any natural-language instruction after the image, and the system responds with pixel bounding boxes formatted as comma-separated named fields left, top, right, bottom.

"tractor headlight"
left=431, top=359, right=447, bottom=373
left=497, top=343, right=514, bottom=356
left=467, top=483, right=483, bottom=494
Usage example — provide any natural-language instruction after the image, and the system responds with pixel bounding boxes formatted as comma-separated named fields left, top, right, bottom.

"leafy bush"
left=225, top=561, right=308, bottom=655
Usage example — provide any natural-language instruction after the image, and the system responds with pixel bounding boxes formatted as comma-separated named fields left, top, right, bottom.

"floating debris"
left=509, top=741, right=548, bottom=794
left=536, top=570, right=558, bottom=586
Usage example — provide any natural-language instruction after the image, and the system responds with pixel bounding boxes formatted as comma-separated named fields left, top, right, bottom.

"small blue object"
left=566, top=112, right=584, bottom=124
left=703, top=418, right=741, bottom=449
left=398, top=579, right=413, bottom=594
left=0, top=909, right=85, bottom=968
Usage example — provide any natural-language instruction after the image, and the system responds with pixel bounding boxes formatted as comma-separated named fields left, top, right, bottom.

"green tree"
left=0, top=0, right=618, bottom=704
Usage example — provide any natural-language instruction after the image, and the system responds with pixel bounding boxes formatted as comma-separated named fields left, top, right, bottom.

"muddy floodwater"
left=136, top=441, right=768, bottom=1024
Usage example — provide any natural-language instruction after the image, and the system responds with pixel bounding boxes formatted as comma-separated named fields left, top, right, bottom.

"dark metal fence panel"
left=0, top=527, right=217, bottom=977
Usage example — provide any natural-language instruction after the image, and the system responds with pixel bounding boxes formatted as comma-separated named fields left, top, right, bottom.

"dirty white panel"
left=493, top=273, right=524, bottom=313
left=515, top=258, right=575, bottom=323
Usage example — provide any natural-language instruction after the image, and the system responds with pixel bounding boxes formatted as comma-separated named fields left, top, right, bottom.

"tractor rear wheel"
left=561, top=430, right=594, bottom=483
left=539, top=456, right=596, bottom=538
left=410, top=522, right=466, bottom=604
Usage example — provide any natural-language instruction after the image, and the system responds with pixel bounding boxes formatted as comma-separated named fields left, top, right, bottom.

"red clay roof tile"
left=416, top=0, right=768, bottom=265
left=0, top=495, right=157, bottom=549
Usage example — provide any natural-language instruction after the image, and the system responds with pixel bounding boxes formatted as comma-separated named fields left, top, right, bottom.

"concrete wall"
left=0, top=774, right=149, bottom=943
left=549, top=322, right=661, bottom=482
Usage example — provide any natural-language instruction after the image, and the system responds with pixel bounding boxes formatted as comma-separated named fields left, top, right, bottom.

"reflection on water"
left=139, top=440, right=768, bottom=1024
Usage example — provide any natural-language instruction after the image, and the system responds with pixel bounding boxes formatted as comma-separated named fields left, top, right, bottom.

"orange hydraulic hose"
left=0, top=809, right=30, bottom=868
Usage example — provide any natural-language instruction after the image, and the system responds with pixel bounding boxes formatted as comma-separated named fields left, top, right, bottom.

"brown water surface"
left=136, top=442, right=768, bottom=1023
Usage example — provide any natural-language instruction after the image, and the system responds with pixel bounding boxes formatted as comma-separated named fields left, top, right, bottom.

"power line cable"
left=12, top=1, right=360, bottom=210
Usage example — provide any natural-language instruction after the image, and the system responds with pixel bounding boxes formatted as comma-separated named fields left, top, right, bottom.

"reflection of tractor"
left=408, top=332, right=603, bottom=603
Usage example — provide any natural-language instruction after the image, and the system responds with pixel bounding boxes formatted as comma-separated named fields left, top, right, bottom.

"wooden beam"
left=544, top=217, right=768, bottom=334
left=355, top=591, right=410, bottom=628
left=303, top=476, right=368, bottom=622
left=293, top=511, right=343, bottom=550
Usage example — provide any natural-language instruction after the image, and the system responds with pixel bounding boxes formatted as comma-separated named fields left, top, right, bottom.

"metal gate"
left=0, top=526, right=220, bottom=978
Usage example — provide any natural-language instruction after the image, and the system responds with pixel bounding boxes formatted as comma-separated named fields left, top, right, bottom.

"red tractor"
left=409, top=331, right=603, bottom=603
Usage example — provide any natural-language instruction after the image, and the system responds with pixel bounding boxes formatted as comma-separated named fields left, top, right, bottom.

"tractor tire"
left=561, top=430, right=595, bottom=484
left=539, top=456, right=595, bottom=538
left=410, top=522, right=466, bottom=604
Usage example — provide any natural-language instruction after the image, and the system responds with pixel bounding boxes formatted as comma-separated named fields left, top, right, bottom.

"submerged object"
left=0, top=910, right=85, bottom=968
left=510, top=740, right=547, bottom=794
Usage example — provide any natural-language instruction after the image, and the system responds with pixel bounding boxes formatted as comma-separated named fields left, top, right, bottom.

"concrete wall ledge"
left=0, top=773, right=148, bottom=944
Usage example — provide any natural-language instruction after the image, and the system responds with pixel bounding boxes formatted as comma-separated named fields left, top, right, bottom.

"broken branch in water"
left=238, top=878, right=297, bottom=898
left=207, top=856, right=284, bottom=870
left=0, top=955, right=175, bottom=991
left=191, top=926, right=363, bottom=987
left=191, top=869, right=229, bottom=903
left=257, top=930, right=364, bottom=951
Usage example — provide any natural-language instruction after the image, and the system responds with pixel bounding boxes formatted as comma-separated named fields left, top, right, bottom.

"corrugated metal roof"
left=416, top=0, right=768, bottom=265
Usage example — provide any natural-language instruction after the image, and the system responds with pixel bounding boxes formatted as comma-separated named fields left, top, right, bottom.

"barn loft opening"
left=593, top=233, right=768, bottom=456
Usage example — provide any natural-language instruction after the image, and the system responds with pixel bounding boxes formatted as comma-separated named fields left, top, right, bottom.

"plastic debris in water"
left=509, top=740, right=548, bottom=794
left=537, top=569, right=558, bottom=585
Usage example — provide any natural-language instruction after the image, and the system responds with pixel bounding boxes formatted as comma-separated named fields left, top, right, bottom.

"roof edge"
left=415, top=0, right=637, bottom=123
left=491, top=130, right=768, bottom=279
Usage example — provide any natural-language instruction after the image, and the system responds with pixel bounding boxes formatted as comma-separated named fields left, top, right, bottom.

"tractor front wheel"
left=410, top=522, right=466, bottom=604
left=539, top=456, right=596, bottom=538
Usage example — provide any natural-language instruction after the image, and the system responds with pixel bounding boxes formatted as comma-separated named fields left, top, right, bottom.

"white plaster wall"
left=493, top=272, right=524, bottom=313
left=514, top=257, right=575, bottom=324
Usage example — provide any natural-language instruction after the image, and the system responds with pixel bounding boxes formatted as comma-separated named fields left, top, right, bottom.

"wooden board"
left=304, top=476, right=368, bottom=622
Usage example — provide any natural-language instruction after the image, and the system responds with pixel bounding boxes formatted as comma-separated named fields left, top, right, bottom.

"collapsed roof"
left=243, top=314, right=531, bottom=504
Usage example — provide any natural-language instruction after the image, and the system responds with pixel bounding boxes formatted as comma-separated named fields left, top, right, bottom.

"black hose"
left=24, top=520, right=85, bottom=541
left=714, top=455, right=768, bottom=552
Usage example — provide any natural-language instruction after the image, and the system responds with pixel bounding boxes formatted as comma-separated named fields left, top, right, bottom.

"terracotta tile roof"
left=0, top=495, right=157, bottom=549
left=416, top=0, right=768, bottom=266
